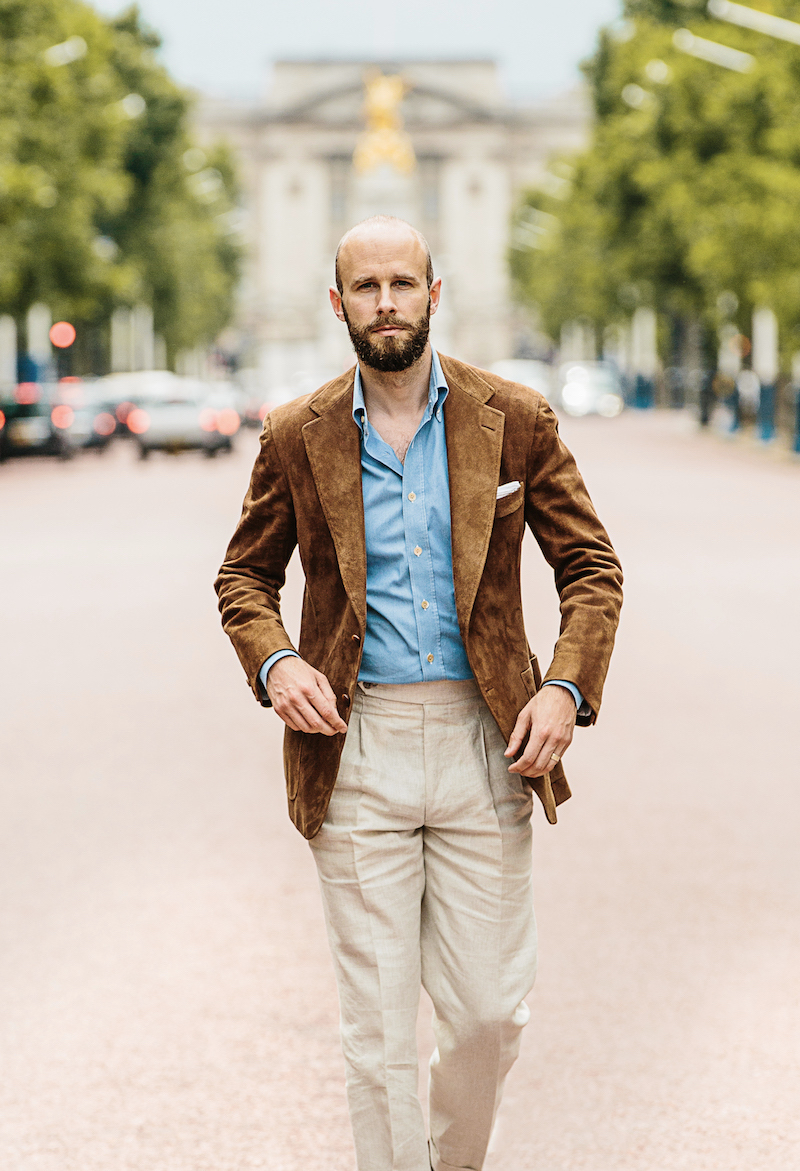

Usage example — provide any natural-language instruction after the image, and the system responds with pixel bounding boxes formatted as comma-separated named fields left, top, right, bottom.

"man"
left=215, top=216, right=622, bottom=1171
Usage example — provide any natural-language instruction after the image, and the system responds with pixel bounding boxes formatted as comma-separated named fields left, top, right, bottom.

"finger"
left=521, top=739, right=568, bottom=778
left=508, top=729, right=546, bottom=774
left=298, top=680, right=351, bottom=735
left=504, top=711, right=532, bottom=757
left=278, top=692, right=337, bottom=735
left=311, top=675, right=348, bottom=733
left=532, top=726, right=573, bottom=774
left=276, top=704, right=322, bottom=734
left=535, top=742, right=567, bottom=775
left=309, top=695, right=347, bottom=735
left=510, top=727, right=568, bottom=775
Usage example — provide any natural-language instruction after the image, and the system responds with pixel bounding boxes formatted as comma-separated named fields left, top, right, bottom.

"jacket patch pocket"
left=495, top=485, right=524, bottom=518
left=520, top=654, right=542, bottom=699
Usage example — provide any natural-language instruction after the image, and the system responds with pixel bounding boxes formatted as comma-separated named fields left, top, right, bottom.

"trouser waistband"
left=357, top=679, right=480, bottom=704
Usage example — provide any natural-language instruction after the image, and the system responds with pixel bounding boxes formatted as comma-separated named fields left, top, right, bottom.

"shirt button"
left=421, top=600, right=429, bottom=610
left=408, top=492, right=416, bottom=502
left=413, top=546, right=422, bottom=556
left=427, top=653, right=434, bottom=663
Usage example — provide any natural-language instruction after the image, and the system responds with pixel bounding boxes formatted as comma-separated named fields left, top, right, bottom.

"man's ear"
left=429, top=277, right=442, bottom=317
left=329, top=287, right=346, bottom=322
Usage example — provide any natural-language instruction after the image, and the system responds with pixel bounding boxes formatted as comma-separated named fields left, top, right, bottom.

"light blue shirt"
left=353, top=348, right=471, bottom=683
left=260, top=351, right=584, bottom=708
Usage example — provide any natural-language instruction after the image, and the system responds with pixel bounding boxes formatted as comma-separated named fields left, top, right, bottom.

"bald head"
left=334, top=216, right=433, bottom=294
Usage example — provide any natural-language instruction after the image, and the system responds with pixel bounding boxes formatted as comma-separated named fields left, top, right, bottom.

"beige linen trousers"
left=309, top=679, right=538, bottom=1171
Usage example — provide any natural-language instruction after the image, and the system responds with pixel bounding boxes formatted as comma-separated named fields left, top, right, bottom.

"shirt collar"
left=353, top=348, right=449, bottom=435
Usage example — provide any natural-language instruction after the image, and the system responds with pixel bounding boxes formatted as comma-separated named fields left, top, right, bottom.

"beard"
left=343, top=300, right=431, bottom=372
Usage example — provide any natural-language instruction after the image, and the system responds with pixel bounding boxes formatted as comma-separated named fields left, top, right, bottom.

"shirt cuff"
left=258, top=650, right=300, bottom=696
left=542, top=679, right=584, bottom=710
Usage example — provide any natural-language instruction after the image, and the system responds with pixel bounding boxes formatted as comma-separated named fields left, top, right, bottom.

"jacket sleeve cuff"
left=258, top=650, right=300, bottom=706
left=542, top=679, right=593, bottom=722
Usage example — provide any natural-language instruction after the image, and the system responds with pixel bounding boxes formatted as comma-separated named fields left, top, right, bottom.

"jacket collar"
left=306, top=351, right=496, bottom=417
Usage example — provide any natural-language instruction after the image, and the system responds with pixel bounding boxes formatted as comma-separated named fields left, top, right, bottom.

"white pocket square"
left=496, top=480, right=521, bottom=500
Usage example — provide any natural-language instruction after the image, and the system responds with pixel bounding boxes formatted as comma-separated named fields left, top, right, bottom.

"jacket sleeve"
left=524, top=400, right=623, bottom=721
left=214, top=415, right=299, bottom=699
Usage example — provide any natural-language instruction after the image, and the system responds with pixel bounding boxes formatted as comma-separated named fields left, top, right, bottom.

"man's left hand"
left=505, top=686, right=577, bottom=777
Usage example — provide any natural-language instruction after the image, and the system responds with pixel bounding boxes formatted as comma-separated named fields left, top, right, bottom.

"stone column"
left=26, top=303, right=53, bottom=380
left=752, top=306, right=778, bottom=441
left=631, top=307, right=657, bottom=408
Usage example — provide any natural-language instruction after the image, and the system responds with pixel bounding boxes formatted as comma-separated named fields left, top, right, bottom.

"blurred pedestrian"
left=215, top=216, right=623, bottom=1171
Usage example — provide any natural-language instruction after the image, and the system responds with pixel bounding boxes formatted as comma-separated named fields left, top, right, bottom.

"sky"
left=92, top=0, right=623, bottom=102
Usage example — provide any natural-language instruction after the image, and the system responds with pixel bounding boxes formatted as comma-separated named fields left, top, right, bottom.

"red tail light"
left=199, top=408, right=218, bottom=432
left=116, top=401, right=135, bottom=423
left=127, top=408, right=150, bottom=434
left=93, top=412, right=116, bottom=436
left=0, top=409, right=5, bottom=429
left=51, top=404, right=74, bottom=429
left=216, top=407, right=240, bottom=436
left=15, top=383, right=40, bottom=405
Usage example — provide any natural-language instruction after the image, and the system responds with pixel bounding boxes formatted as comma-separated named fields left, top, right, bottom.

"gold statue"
left=353, top=72, right=416, bottom=175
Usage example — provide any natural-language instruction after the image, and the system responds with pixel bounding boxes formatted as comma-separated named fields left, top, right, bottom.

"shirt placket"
left=403, top=415, right=444, bottom=680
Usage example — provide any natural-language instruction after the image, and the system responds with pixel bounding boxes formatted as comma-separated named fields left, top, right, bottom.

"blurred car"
left=489, top=359, right=554, bottom=400
left=236, top=366, right=341, bottom=426
left=54, top=378, right=119, bottom=451
left=125, top=379, right=240, bottom=459
left=555, top=361, right=625, bottom=418
left=0, top=380, right=115, bottom=461
left=93, top=371, right=181, bottom=437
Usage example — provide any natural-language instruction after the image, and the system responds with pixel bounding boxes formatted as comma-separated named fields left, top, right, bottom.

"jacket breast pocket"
left=494, top=485, right=524, bottom=519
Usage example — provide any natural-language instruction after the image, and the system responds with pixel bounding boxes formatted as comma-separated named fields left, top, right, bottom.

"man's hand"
left=505, top=685, right=577, bottom=777
left=266, top=656, right=348, bottom=736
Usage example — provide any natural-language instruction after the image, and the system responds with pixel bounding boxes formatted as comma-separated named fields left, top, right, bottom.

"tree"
left=512, top=0, right=800, bottom=368
left=0, top=0, right=134, bottom=324
left=0, top=0, right=241, bottom=372
left=102, top=6, right=241, bottom=365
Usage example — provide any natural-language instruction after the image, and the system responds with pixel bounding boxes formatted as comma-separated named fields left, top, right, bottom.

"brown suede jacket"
left=215, top=354, right=623, bottom=839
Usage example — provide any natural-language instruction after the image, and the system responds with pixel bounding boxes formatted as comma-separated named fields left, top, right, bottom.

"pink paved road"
left=1, top=413, right=798, bottom=1171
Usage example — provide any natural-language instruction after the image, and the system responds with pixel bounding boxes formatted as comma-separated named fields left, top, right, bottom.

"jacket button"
left=341, top=692, right=351, bottom=706
left=351, top=634, right=361, bottom=643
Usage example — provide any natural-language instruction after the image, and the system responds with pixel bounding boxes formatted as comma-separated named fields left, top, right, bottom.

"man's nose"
left=376, top=284, right=398, bottom=314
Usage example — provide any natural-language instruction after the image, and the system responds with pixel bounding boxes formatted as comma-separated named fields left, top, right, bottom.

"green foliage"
left=512, top=1, right=800, bottom=362
left=102, top=6, right=241, bottom=361
left=0, top=0, right=241, bottom=365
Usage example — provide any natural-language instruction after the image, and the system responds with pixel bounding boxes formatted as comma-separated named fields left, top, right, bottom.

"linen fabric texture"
left=309, top=678, right=537, bottom=1171
left=214, top=354, right=624, bottom=839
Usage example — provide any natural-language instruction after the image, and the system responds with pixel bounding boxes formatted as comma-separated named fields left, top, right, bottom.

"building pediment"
left=263, top=73, right=502, bottom=130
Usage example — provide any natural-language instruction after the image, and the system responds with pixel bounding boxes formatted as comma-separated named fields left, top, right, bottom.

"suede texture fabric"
left=214, top=354, right=623, bottom=839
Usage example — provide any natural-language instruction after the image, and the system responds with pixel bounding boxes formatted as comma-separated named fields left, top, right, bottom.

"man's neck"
left=359, top=344, right=433, bottom=421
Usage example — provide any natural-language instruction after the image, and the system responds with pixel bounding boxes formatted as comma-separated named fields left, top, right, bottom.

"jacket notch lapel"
left=302, top=381, right=367, bottom=627
left=444, top=371, right=504, bottom=638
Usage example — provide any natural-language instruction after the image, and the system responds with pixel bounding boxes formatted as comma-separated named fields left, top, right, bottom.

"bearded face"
left=342, top=299, right=431, bottom=373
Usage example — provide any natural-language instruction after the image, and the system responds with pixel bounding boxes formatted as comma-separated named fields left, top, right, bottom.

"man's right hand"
left=265, top=656, right=348, bottom=736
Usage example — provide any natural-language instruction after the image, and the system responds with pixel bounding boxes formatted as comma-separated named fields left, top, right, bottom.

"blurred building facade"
left=194, top=61, right=589, bottom=390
